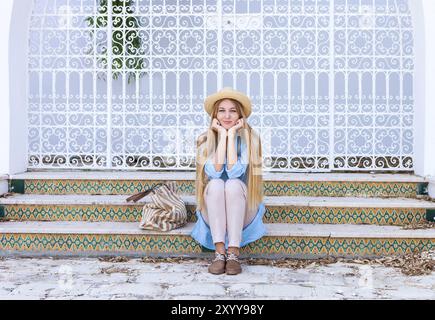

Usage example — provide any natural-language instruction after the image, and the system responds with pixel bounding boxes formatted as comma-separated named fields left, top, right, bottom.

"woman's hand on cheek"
left=211, top=118, right=227, bottom=135
left=228, top=118, right=244, bottom=135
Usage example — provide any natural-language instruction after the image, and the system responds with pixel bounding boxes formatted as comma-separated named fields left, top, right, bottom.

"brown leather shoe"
left=208, top=252, right=226, bottom=275
left=225, top=252, right=242, bottom=275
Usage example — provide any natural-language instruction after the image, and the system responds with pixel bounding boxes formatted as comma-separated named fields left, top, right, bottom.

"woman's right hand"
left=211, top=118, right=227, bottom=135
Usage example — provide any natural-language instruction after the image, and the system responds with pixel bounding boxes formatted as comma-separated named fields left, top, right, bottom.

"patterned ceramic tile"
left=263, top=181, right=419, bottom=197
left=0, top=233, right=202, bottom=254
left=1, top=233, right=433, bottom=258
left=20, top=179, right=420, bottom=197
left=263, top=207, right=427, bottom=225
left=242, top=237, right=434, bottom=257
left=23, top=180, right=195, bottom=195
left=4, top=205, right=198, bottom=223
left=4, top=204, right=426, bottom=226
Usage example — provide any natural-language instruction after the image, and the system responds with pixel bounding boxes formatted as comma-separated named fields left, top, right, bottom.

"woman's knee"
left=224, top=179, right=246, bottom=200
left=205, top=179, right=225, bottom=198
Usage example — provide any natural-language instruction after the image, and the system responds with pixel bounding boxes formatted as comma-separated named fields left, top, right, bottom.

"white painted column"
left=0, top=0, right=33, bottom=176
left=411, top=0, right=435, bottom=197
left=0, top=0, right=14, bottom=176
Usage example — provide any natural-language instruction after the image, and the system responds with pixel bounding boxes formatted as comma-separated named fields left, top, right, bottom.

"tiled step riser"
left=11, top=179, right=427, bottom=198
left=1, top=204, right=432, bottom=226
left=0, top=233, right=433, bottom=259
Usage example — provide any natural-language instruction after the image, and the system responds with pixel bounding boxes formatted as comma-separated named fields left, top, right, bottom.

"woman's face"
left=216, top=99, right=240, bottom=130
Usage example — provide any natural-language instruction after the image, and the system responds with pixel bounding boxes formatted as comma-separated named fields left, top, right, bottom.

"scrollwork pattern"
left=28, top=0, right=414, bottom=171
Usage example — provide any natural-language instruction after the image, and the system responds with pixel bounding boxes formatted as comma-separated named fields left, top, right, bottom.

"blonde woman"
left=191, top=87, right=265, bottom=275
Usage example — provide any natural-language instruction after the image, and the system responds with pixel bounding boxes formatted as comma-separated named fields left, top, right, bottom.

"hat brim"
left=204, top=90, right=252, bottom=118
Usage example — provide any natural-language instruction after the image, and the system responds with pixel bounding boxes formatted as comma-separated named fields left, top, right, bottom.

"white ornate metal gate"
left=28, top=0, right=414, bottom=171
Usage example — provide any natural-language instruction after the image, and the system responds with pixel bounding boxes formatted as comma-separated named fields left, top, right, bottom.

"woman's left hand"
left=228, top=118, right=244, bottom=135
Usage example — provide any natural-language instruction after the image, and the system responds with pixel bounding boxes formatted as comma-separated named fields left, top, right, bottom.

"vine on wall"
left=86, top=0, right=145, bottom=84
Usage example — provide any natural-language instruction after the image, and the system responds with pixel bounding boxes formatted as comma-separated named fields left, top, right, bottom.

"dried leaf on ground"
left=380, top=251, right=434, bottom=276
left=140, top=256, right=203, bottom=264
left=98, top=256, right=130, bottom=263
left=99, top=249, right=434, bottom=277
left=244, top=256, right=339, bottom=269
left=345, top=250, right=435, bottom=276
left=100, top=266, right=132, bottom=274
left=416, top=195, right=435, bottom=203
left=401, top=221, right=435, bottom=230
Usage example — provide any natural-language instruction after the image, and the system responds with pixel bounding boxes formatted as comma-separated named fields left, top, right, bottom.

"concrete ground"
left=0, top=257, right=434, bottom=300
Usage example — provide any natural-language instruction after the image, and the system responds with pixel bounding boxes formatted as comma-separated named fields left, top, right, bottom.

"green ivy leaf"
left=85, top=0, right=146, bottom=84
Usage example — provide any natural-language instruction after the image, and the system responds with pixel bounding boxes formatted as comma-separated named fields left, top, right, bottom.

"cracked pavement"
left=0, top=257, right=434, bottom=300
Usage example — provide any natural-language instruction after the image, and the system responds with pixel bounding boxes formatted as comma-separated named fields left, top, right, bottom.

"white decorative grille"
left=28, top=0, right=414, bottom=171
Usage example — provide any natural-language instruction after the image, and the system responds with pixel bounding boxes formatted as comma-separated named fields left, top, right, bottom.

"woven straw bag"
left=126, top=181, right=187, bottom=231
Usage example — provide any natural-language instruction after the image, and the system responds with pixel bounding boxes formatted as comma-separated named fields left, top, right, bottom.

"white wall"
left=0, top=0, right=32, bottom=176
left=0, top=0, right=14, bottom=175
left=410, top=0, right=435, bottom=197
left=412, top=0, right=435, bottom=179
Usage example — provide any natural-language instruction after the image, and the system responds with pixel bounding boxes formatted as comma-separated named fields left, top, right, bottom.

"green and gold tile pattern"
left=0, top=233, right=202, bottom=254
left=263, top=181, right=420, bottom=198
left=263, top=207, right=427, bottom=225
left=21, top=180, right=195, bottom=196
left=1, top=233, right=433, bottom=258
left=242, top=237, right=434, bottom=257
left=18, top=179, right=422, bottom=198
left=3, top=204, right=197, bottom=223
left=3, top=204, right=427, bottom=226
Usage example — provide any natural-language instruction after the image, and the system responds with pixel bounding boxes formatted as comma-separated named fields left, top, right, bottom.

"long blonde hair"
left=195, top=98, right=263, bottom=216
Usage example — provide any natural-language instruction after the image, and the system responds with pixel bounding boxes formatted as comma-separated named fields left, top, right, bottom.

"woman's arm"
left=212, top=130, right=227, bottom=172
left=226, top=131, right=237, bottom=171
left=226, top=134, right=248, bottom=179
left=226, top=119, right=244, bottom=171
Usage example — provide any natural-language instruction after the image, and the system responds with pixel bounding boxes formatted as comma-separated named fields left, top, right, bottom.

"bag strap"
left=125, top=182, right=165, bottom=203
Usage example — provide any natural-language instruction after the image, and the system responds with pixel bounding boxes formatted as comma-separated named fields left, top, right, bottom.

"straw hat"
left=204, top=87, right=252, bottom=118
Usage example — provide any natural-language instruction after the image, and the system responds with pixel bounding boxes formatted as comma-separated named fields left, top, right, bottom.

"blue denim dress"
left=190, top=135, right=266, bottom=250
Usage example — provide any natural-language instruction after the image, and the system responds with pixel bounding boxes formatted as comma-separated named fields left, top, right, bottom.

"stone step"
left=1, top=194, right=434, bottom=225
left=0, top=221, right=433, bottom=259
left=8, top=171, right=427, bottom=198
